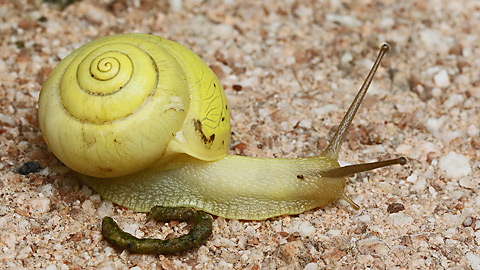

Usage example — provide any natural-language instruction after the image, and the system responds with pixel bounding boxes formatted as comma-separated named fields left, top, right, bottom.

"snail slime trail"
left=38, top=34, right=406, bottom=254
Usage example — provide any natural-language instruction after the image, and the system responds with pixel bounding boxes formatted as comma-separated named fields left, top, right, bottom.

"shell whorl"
left=38, top=34, right=230, bottom=178
left=61, top=42, right=159, bottom=124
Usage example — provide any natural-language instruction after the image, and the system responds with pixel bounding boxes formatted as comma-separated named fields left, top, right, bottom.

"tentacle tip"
left=398, top=156, right=407, bottom=165
left=381, top=43, right=390, bottom=52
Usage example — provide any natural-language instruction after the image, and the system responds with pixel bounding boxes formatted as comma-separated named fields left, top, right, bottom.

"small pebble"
left=463, top=217, right=473, bottom=227
left=387, top=203, right=405, bottom=213
left=169, top=0, right=182, bottom=11
left=38, top=184, right=55, bottom=197
left=97, top=200, right=114, bottom=218
left=419, top=29, right=443, bottom=49
left=17, top=161, right=42, bottom=175
left=475, top=221, right=480, bottom=231
left=16, top=245, right=33, bottom=259
left=298, top=119, right=312, bottom=129
left=45, top=265, right=57, bottom=270
left=406, top=174, right=417, bottom=183
left=388, top=213, right=414, bottom=227
left=325, top=13, right=361, bottom=28
left=467, top=124, right=479, bottom=137
left=288, top=219, right=315, bottom=237
left=30, top=197, right=50, bottom=214
left=459, top=178, right=476, bottom=189
left=304, top=262, right=318, bottom=270
left=280, top=240, right=304, bottom=264
left=341, top=52, right=353, bottom=64
left=356, top=237, right=389, bottom=256
left=443, top=93, right=464, bottom=109
left=425, top=117, right=445, bottom=138
left=433, top=69, right=450, bottom=88
left=232, top=84, right=243, bottom=91
left=466, top=252, right=480, bottom=270
left=84, top=8, right=109, bottom=25
left=0, top=113, right=15, bottom=126
left=411, top=177, right=427, bottom=192
left=438, top=152, right=472, bottom=178
left=82, top=200, right=95, bottom=215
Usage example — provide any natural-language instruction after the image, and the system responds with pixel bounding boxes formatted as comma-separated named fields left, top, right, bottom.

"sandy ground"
left=1, top=0, right=479, bottom=269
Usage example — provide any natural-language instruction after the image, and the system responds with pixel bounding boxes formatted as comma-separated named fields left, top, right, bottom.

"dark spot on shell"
left=221, top=117, right=225, bottom=121
left=296, top=174, right=305, bottom=180
left=193, top=119, right=215, bottom=148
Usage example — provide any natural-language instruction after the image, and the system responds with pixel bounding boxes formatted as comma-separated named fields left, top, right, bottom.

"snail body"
left=39, top=34, right=406, bottom=253
left=80, top=154, right=346, bottom=219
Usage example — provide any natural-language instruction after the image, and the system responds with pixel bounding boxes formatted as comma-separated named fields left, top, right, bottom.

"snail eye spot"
left=297, top=174, right=305, bottom=180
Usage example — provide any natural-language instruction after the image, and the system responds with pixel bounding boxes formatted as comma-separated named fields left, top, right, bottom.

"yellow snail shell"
left=39, top=34, right=230, bottom=178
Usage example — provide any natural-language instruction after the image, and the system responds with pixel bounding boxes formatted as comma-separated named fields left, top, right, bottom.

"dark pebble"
left=387, top=202, right=405, bottom=213
left=232, top=84, right=243, bottom=91
left=17, top=161, right=42, bottom=175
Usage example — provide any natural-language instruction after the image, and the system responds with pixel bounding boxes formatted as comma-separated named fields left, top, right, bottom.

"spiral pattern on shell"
left=39, top=34, right=230, bottom=178
left=61, top=42, right=159, bottom=124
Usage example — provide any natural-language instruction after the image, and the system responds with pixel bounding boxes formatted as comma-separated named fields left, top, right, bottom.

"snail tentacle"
left=319, top=157, right=407, bottom=178
left=322, top=44, right=390, bottom=159
left=101, top=206, right=212, bottom=254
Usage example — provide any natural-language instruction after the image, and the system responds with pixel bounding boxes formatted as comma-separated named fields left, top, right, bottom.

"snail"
left=38, top=33, right=406, bottom=254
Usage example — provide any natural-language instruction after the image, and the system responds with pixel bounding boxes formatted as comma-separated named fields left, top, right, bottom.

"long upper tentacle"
left=322, top=44, right=390, bottom=159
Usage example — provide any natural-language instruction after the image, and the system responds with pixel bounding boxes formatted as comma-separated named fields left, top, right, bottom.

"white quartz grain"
left=438, top=152, right=472, bottom=178
left=433, top=69, right=450, bottom=88
left=388, top=213, right=414, bottom=227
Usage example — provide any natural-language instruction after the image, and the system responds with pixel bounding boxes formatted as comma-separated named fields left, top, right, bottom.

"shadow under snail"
left=38, top=33, right=406, bottom=254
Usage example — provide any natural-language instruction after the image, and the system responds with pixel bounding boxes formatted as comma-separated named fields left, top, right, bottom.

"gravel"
left=1, top=0, right=479, bottom=269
